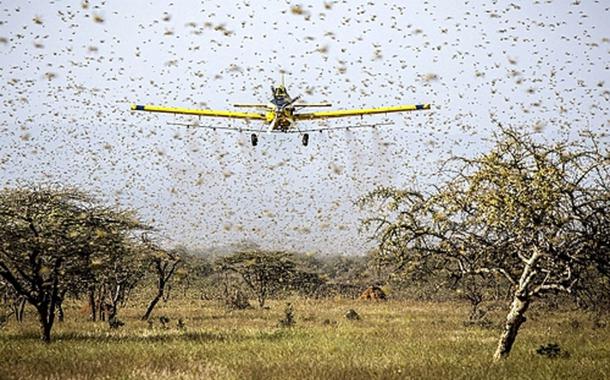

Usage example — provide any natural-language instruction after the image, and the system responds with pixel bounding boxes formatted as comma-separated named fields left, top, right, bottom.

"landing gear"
left=302, top=133, right=309, bottom=146
left=251, top=133, right=258, bottom=147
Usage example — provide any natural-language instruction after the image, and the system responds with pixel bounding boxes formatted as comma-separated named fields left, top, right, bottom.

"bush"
left=345, top=309, right=360, bottom=320
left=225, top=288, right=251, bottom=310
left=159, top=315, right=170, bottom=329
left=108, top=317, right=125, bottom=329
left=278, top=303, right=295, bottom=327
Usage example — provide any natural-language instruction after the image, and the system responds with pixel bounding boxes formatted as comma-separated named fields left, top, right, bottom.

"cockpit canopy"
left=271, top=84, right=291, bottom=107
left=274, top=85, right=288, bottom=98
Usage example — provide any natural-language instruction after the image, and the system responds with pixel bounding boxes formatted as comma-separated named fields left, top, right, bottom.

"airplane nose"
left=265, top=111, right=276, bottom=123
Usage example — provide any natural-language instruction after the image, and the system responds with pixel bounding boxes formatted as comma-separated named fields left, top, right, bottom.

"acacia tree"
left=360, top=129, right=609, bottom=360
left=0, top=186, right=146, bottom=341
left=217, top=250, right=296, bottom=308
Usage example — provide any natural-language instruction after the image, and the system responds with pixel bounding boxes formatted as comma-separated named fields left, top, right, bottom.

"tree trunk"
left=141, top=291, right=163, bottom=321
left=57, top=302, right=64, bottom=322
left=36, top=303, right=55, bottom=343
left=106, top=284, right=121, bottom=324
left=107, top=303, right=117, bottom=322
left=97, top=287, right=106, bottom=321
left=493, top=295, right=530, bottom=360
left=56, top=289, right=67, bottom=322
left=40, top=319, right=52, bottom=342
left=11, top=297, right=26, bottom=322
left=88, top=288, right=96, bottom=321
left=16, top=298, right=26, bottom=322
left=37, top=274, right=60, bottom=342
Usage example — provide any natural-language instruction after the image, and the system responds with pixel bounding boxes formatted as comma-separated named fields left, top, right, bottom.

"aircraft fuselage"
left=268, top=85, right=297, bottom=131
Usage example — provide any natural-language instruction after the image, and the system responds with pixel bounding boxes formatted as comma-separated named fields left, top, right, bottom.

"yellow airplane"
left=131, top=78, right=430, bottom=146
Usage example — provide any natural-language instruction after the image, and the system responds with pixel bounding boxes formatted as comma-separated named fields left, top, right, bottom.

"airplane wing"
left=167, top=121, right=394, bottom=133
left=294, top=121, right=394, bottom=132
left=294, top=104, right=430, bottom=120
left=293, top=102, right=332, bottom=108
left=131, top=104, right=269, bottom=121
left=232, top=103, right=271, bottom=109
left=167, top=121, right=264, bottom=132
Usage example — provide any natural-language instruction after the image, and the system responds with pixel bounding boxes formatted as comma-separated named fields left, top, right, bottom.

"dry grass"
left=0, top=299, right=608, bottom=379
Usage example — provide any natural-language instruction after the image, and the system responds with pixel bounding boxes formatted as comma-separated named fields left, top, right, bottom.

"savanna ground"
left=1, top=299, right=609, bottom=380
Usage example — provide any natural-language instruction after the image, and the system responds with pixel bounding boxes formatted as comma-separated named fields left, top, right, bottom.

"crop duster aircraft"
left=130, top=78, right=430, bottom=146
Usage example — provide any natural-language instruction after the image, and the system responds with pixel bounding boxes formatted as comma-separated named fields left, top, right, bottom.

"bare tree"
left=141, top=244, right=183, bottom=320
left=360, top=128, right=609, bottom=360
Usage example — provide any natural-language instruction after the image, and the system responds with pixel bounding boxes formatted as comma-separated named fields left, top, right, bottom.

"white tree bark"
left=493, top=249, right=539, bottom=361
left=493, top=294, right=530, bottom=360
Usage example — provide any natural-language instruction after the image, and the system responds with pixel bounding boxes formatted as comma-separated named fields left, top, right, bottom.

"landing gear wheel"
left=251, top=133, right=258, bottom=147
left=302, top=133, right=309, bottom=147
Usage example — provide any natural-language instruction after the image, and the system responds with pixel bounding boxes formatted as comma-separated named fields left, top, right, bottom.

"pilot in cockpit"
left=271, top=85, right=289, bottom=106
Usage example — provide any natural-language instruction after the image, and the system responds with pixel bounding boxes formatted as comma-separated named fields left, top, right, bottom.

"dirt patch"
left=358, top=286, right=386, bottom=301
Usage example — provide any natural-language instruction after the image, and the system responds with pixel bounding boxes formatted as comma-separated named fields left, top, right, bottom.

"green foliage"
left=0, top=185, right=149, bottom=341
left=289, top=269, right=325, bottom=297
left=360, top=128, right=610, bottom=358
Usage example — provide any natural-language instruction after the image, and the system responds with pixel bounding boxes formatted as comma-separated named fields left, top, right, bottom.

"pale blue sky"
left=0, top=0, right=608, bottom=255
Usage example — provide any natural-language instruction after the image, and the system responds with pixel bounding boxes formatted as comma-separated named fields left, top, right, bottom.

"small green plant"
left=536, top=343, right=570, bottom=359
left=159, top=315, right=170, bottom=329
left=108, top=317, right=124, bottom=329
left=345, top=309, right=360, bottom=321
left=278, top=303, right=295, bottom=327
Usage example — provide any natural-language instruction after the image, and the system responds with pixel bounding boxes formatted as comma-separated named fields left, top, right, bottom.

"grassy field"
left=1, top=298, right=608, bottom=379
